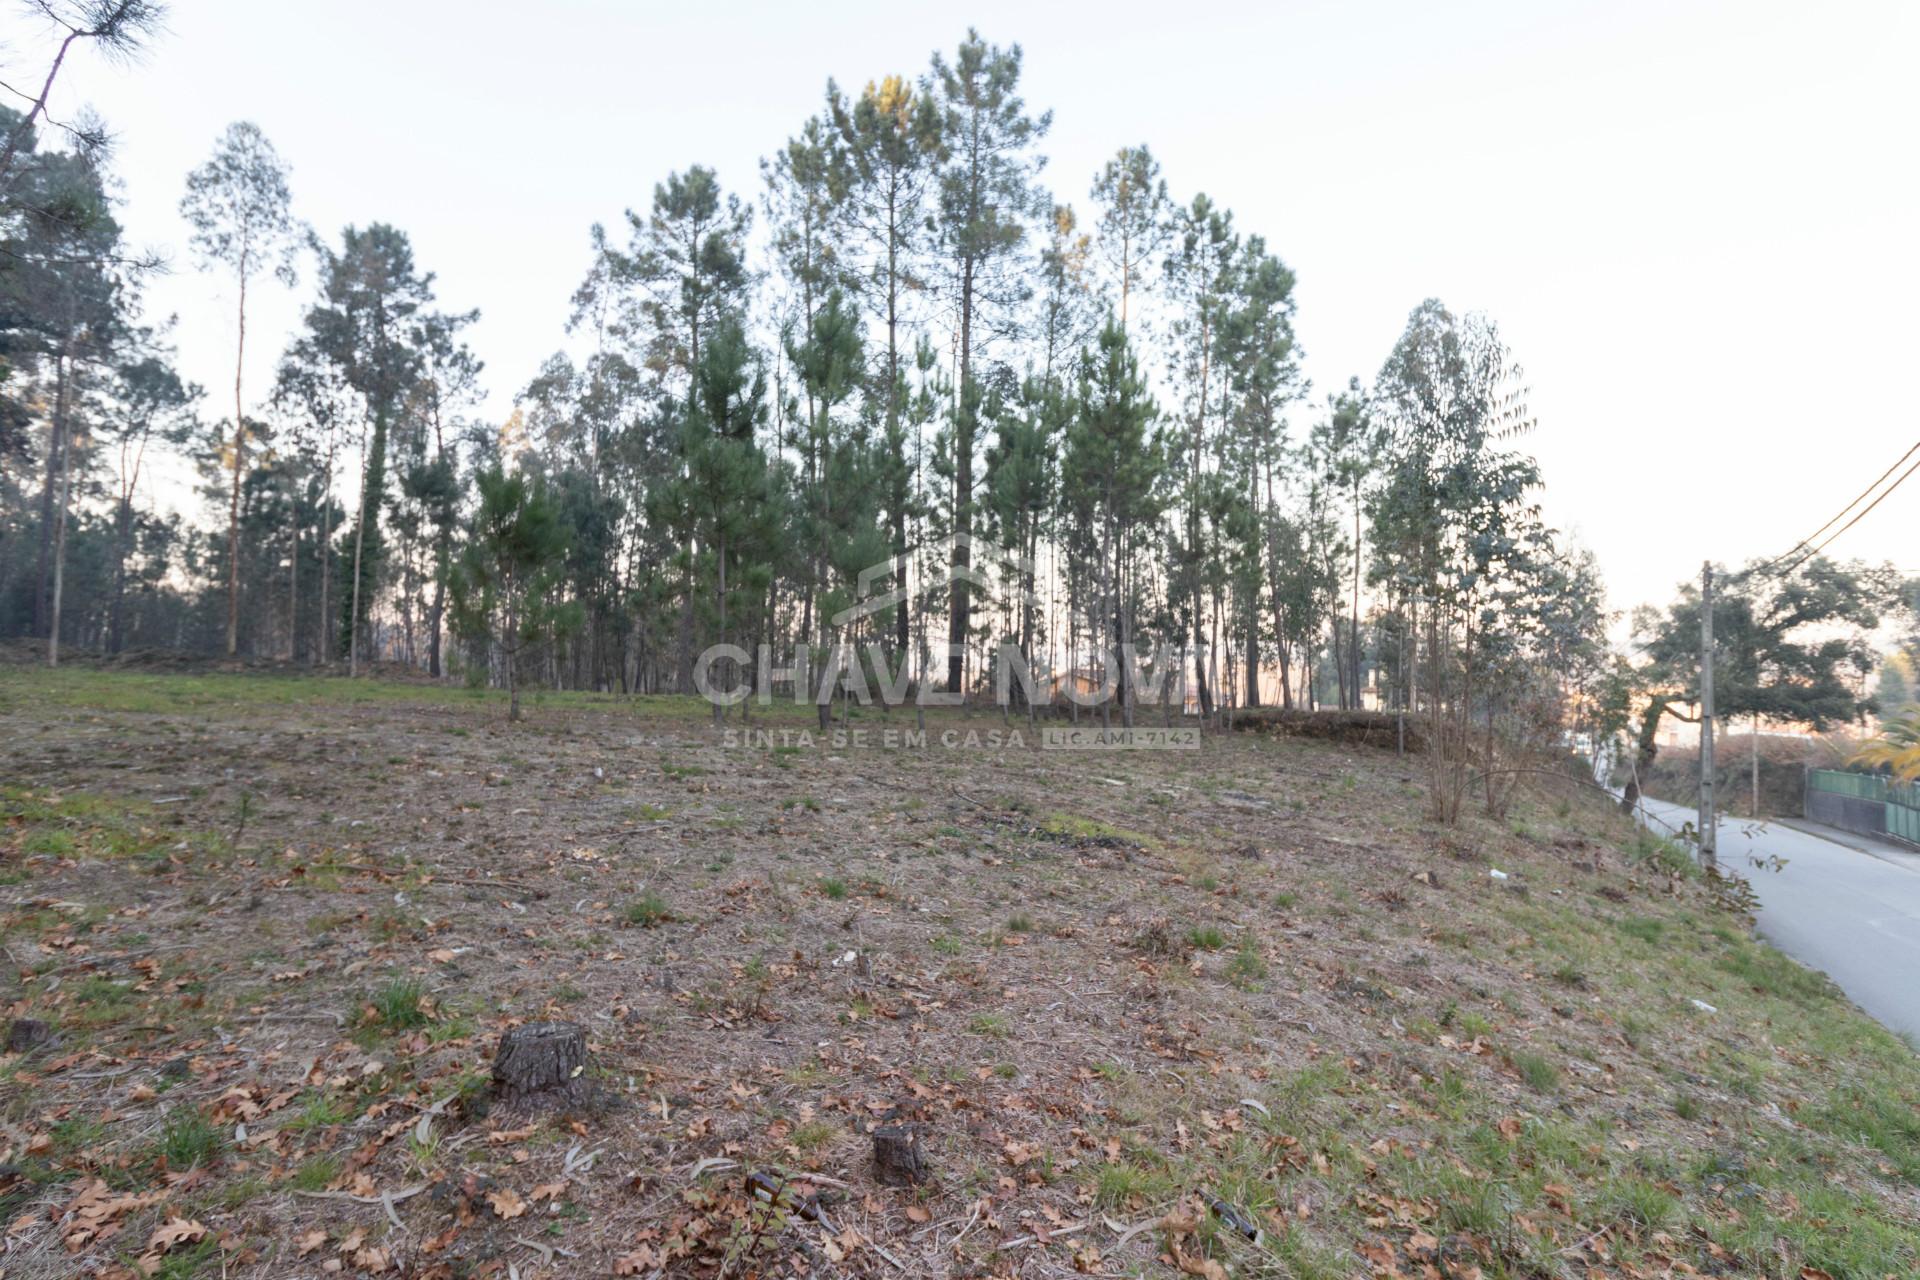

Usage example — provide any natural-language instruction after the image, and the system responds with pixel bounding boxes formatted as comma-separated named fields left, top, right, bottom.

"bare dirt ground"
left=1, top=670, right=1917, bottom=1280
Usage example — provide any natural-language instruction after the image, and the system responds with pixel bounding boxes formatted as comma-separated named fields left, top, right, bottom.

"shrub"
left=624, top=892, right=672, bottom=927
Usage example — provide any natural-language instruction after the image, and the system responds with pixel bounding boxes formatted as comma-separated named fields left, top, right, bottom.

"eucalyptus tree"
left=828, top=73, right=940, bottom=657
left=1369, top=299, right=1542, bottom=818
left=180, top=121, right=299, bottom=655
left=1089, top=145, right=1169, bottom=330
left=931, top=29, right=1049, bottom=693
left=1368, top=299, right=1536, bottom=632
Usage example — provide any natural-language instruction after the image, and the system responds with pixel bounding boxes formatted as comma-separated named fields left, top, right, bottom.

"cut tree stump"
left=491, top=1022, right=589, bottom=1105
left=5, top=1019, right=51, bottom=1054
left=872, top=1124, right=929, bottom=1185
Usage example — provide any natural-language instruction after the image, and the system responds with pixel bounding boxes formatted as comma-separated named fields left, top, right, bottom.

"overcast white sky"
left=16, top=0, right=1919, bottom=615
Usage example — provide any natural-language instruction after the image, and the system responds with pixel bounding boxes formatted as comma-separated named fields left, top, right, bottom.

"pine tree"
left=1063, top=319, right=1164, bottom=726
left=1089, top=145, right=1169, bottom=330
left=448, top=466, right=577, bottom=721
left=654, top=317, right=772, bottom=722
left=829, top=73, right=940, bottom=659
left=303, top=224, right=435, bottom=675
left=1165, top=194, right=1238, bottom=715
left=615, top=167, right=752, bottom=400
left=931, top=30, right=1049, bottom=693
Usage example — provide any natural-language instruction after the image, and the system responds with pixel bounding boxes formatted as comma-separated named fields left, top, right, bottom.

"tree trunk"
left=491, top=1022, right=588, bottom=1105
left=287, top=468, right=299, bottom=660
left=872, top=1124, right=930, bottom=1186
left=108, top=435, right=141, bottom=656
left=47, top=415, right=73, bottom=668
left=226, top=275, right=247, bottom=656
left=33, top=350, right=69, bottom=639
left=948, top=249, right=976, bottom=697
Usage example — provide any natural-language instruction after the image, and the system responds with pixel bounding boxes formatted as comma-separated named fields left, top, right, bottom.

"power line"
left=1757, top=439, right=1920, bottom=574
left=1774, top=451, right=1920, bottom=577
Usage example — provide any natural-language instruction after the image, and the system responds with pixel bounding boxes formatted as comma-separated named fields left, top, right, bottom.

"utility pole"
left=1697, top=562, right=1717, bottom=868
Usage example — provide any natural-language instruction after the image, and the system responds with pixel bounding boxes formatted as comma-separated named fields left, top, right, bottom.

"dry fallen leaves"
left=487, top=1187, right=527, bottom=1219
left=135, top=1217, right=208, bottom=1276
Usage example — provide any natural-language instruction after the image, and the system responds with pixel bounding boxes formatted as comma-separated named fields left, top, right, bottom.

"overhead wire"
left=1755, top=439, right=1920, bottom=576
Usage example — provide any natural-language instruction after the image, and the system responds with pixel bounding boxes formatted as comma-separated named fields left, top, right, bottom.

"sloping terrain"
left=0, top=669, right=1916, bottom=1279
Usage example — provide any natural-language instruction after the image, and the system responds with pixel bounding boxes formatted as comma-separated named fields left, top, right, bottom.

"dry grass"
left=0, top=667, right=1915, bottom=1278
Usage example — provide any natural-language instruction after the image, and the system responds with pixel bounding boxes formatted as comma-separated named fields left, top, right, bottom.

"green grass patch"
left=1511, top=1049, right=1560, bottom=1092
left=623, top=892, right=672, bottom=926
left=158, top=1107, right=224, bottom=1170
left=366, top=978, right=430, bottom=1030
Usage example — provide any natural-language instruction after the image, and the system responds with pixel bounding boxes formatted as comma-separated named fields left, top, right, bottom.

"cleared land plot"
left=0, top=668, right=1916, bottom=1278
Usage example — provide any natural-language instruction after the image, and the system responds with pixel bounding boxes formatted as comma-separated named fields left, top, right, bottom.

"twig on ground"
left=514, top=1235, right=579, bottom=1263
left=292, top=1185, right=427, bottom=1208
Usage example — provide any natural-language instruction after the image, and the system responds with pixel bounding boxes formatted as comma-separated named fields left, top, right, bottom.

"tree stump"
left=5, top=1019, right=51, bottom=1054
left=491, top=1022, right=588, bottom=1105
left=872, top=1124, right=929, bottom=1186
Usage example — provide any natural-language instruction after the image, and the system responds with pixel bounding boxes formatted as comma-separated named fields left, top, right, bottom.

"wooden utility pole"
left=1698, top=562, right=1717, bottom=867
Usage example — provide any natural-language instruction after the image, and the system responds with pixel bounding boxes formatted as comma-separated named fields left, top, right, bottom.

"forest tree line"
left=2, top=23, right=1629, bottom=761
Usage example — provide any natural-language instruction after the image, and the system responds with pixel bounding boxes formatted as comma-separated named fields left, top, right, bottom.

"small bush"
left=624, top=892, right=672, bottom=927
left=819, top=878, right=848, bottom=901
left=1186, top=925, right=1227, bottom=951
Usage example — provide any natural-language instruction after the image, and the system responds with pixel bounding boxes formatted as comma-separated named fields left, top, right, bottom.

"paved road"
left=1636, top=796, right=1920, bottom=1040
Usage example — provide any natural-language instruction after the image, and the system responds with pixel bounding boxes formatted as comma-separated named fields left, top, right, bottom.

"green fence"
left=1807, top=769, right=1920, bottom=845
